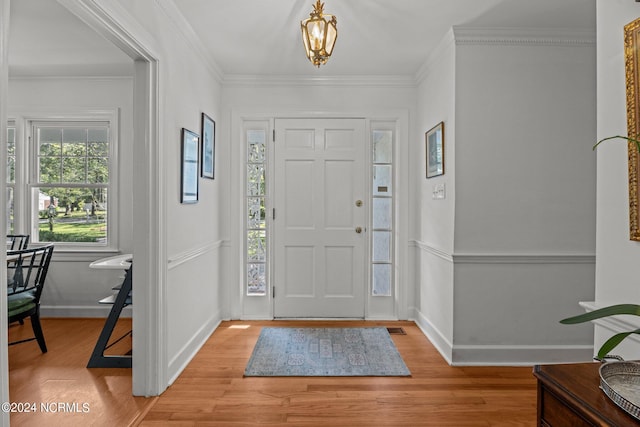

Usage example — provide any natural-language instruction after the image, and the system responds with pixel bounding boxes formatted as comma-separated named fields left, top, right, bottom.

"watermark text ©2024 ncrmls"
left=2, top=401, right=90, bottom=413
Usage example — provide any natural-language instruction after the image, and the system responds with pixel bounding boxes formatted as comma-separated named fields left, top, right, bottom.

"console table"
left=534, top=362, right=640, bottom=426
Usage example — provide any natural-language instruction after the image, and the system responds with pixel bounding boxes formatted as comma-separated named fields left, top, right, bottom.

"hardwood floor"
left=141, top=320, right=537, bottom=426
left=8, top=317, right=155, bottom=427
left=8, top=319, right=538, bottom=426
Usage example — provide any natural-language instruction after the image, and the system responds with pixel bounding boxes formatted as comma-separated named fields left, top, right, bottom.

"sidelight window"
left=371, top=128, right=393, bottom=296
left=6, top=122, right=15, bottom=234
left=245, top=127, right=268, bottom=296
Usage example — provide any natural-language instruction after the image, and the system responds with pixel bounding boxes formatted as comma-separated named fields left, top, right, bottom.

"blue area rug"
left=244, top=327, right=411, bottom=377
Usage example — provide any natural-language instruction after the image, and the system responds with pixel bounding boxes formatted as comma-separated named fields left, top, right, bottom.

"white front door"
left=273, top=118, right=366, bottom=318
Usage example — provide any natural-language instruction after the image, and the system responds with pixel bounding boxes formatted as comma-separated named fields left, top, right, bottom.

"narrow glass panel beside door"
left=371, top=130, right=393, bottom=297
left=246, top=130, right=267, bottom=296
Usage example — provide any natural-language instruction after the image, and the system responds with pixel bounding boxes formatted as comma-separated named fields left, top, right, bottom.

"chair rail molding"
left=411, top=240, right=595, bottom=265
left=410, top=240, right=453, bottom=263
left=167, top=240, right=225, bottom=270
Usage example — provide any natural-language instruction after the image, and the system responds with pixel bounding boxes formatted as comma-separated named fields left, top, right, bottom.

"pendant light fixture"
left=300, top=1, right=337, bottom=67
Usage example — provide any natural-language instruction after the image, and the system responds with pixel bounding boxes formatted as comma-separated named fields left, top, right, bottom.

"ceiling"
left=8, top=0, right=595, bottom=79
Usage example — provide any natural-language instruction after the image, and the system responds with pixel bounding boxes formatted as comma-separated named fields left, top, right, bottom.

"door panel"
left=284, top=246, right=315, bottom=296
left=284, top=160, right=315, bottom=228
left=325, top=246, right=354, bottom=296
left=274, top=118, right=366, bottom=318
left=325, top=160, right=355, bottom=228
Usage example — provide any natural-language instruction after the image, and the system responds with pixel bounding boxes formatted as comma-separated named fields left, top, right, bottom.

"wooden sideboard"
left=534, top=362, right=640, bottom=426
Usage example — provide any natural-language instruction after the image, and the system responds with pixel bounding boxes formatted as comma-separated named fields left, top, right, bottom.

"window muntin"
left=31, top=121, right=111, bottom=246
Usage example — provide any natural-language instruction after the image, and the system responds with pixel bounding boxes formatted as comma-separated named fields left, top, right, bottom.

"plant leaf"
left=560, top=304, right=640, bottom=324
left=593, top=135, right=640, bottom=152
left=597, top=329, right=640, bottom=359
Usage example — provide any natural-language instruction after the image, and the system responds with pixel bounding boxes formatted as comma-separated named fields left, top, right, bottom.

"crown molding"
left=9, top=74, right=133, bottom=81
left=452, top=26, right=596, bottom=47
left=9, top=63, right=134, bottom=80
left=415, top=28, right=455, bottom=83
left=155, top=0, right=224, bottom=82
left=222, top=74, right=417, bottom=88
left=416, top=26, right=596, bottom=84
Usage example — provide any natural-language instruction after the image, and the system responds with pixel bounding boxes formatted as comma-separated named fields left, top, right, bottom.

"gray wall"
left=414, top=27, right=597, bottom=365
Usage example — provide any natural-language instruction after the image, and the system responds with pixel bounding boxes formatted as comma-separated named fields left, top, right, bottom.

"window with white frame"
left=29, top=121, right=111, bottom=246
left=24, top=119, right=116, bottom=248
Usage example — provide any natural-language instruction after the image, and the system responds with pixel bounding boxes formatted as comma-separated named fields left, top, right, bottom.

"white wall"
left=594, top=1, right=640, bottom=360
left=8, top=0, right=226, bottom=386
left=8, top=77, right=135, bottom=317
left=222, top=81, right=416, bottom=320
left=413, top=30, right=457, bottom=359
left=111, top=0, right=225, bottom=383
left=414, top=28, right=597, bottom=365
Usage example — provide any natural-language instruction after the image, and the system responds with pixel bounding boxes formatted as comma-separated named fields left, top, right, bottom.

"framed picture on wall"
left=181, top=128, right=199, bottom=204
left=426, top=121, right=444, bottom=178
left=201, top=113, right=215, bottom=179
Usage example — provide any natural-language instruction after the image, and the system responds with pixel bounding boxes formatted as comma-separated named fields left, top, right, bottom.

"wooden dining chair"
left=7, top=244, right=54, bottom=353
left=7, top=235, right=31, bottom=325
left=7, top=234, right=30, bottom=250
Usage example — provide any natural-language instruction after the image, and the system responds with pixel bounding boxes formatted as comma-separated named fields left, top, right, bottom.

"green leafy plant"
left=559, top=135, right=640, bottom=359
left=560, top=304, right=640, bottom=359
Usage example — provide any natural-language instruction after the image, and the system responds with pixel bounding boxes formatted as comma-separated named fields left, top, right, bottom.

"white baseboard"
left=451, top=344, right=593, bottom=366
left=167, top=311, right=221, bottom=385
left=413, top=310, right=453, bottom=364
left=413, top=309, right=593, bottom=366
left=41, top=305, right=132, bottom=318
left=240, top=315, right=273, bottom=320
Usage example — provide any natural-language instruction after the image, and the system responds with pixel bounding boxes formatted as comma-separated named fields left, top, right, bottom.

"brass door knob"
left=355, top=227, right=362, bottom=234
left=355, top=200, right=363, bottom=207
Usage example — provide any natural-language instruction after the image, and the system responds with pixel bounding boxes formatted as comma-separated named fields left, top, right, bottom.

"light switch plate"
left=432, top=183, right=445, bottom=199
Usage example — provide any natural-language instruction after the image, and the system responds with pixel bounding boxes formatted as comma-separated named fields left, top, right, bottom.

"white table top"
left=89, top=254, right=132, bottom=270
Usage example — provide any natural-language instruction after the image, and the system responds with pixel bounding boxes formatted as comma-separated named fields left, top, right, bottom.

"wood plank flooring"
left=8, top=319, right=538, bottom=426
left=8, top=317, right=155, bottom=427
left=141, top=320, right=537, bottom=426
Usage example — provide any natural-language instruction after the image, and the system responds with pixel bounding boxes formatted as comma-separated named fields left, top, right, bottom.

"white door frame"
left=57, top=0, right=166, bottom=396
left=1, top=0, right=10, bottom=422
left=231, top=108, right=410, bottom=321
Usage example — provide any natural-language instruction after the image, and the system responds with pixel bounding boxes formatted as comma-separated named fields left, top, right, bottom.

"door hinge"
left=272, top=286, right=275, bottom=298
left=272, top=208, right=276, bottom=220
left=272, top=129, right=275, bottom=142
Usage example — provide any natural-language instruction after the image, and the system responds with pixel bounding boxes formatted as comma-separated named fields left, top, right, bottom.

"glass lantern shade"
left=301, top=1, right=337, bottom=67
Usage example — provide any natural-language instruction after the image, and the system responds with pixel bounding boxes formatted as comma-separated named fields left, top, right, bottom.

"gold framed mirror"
left=625, top=17, right=640, bottom=241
